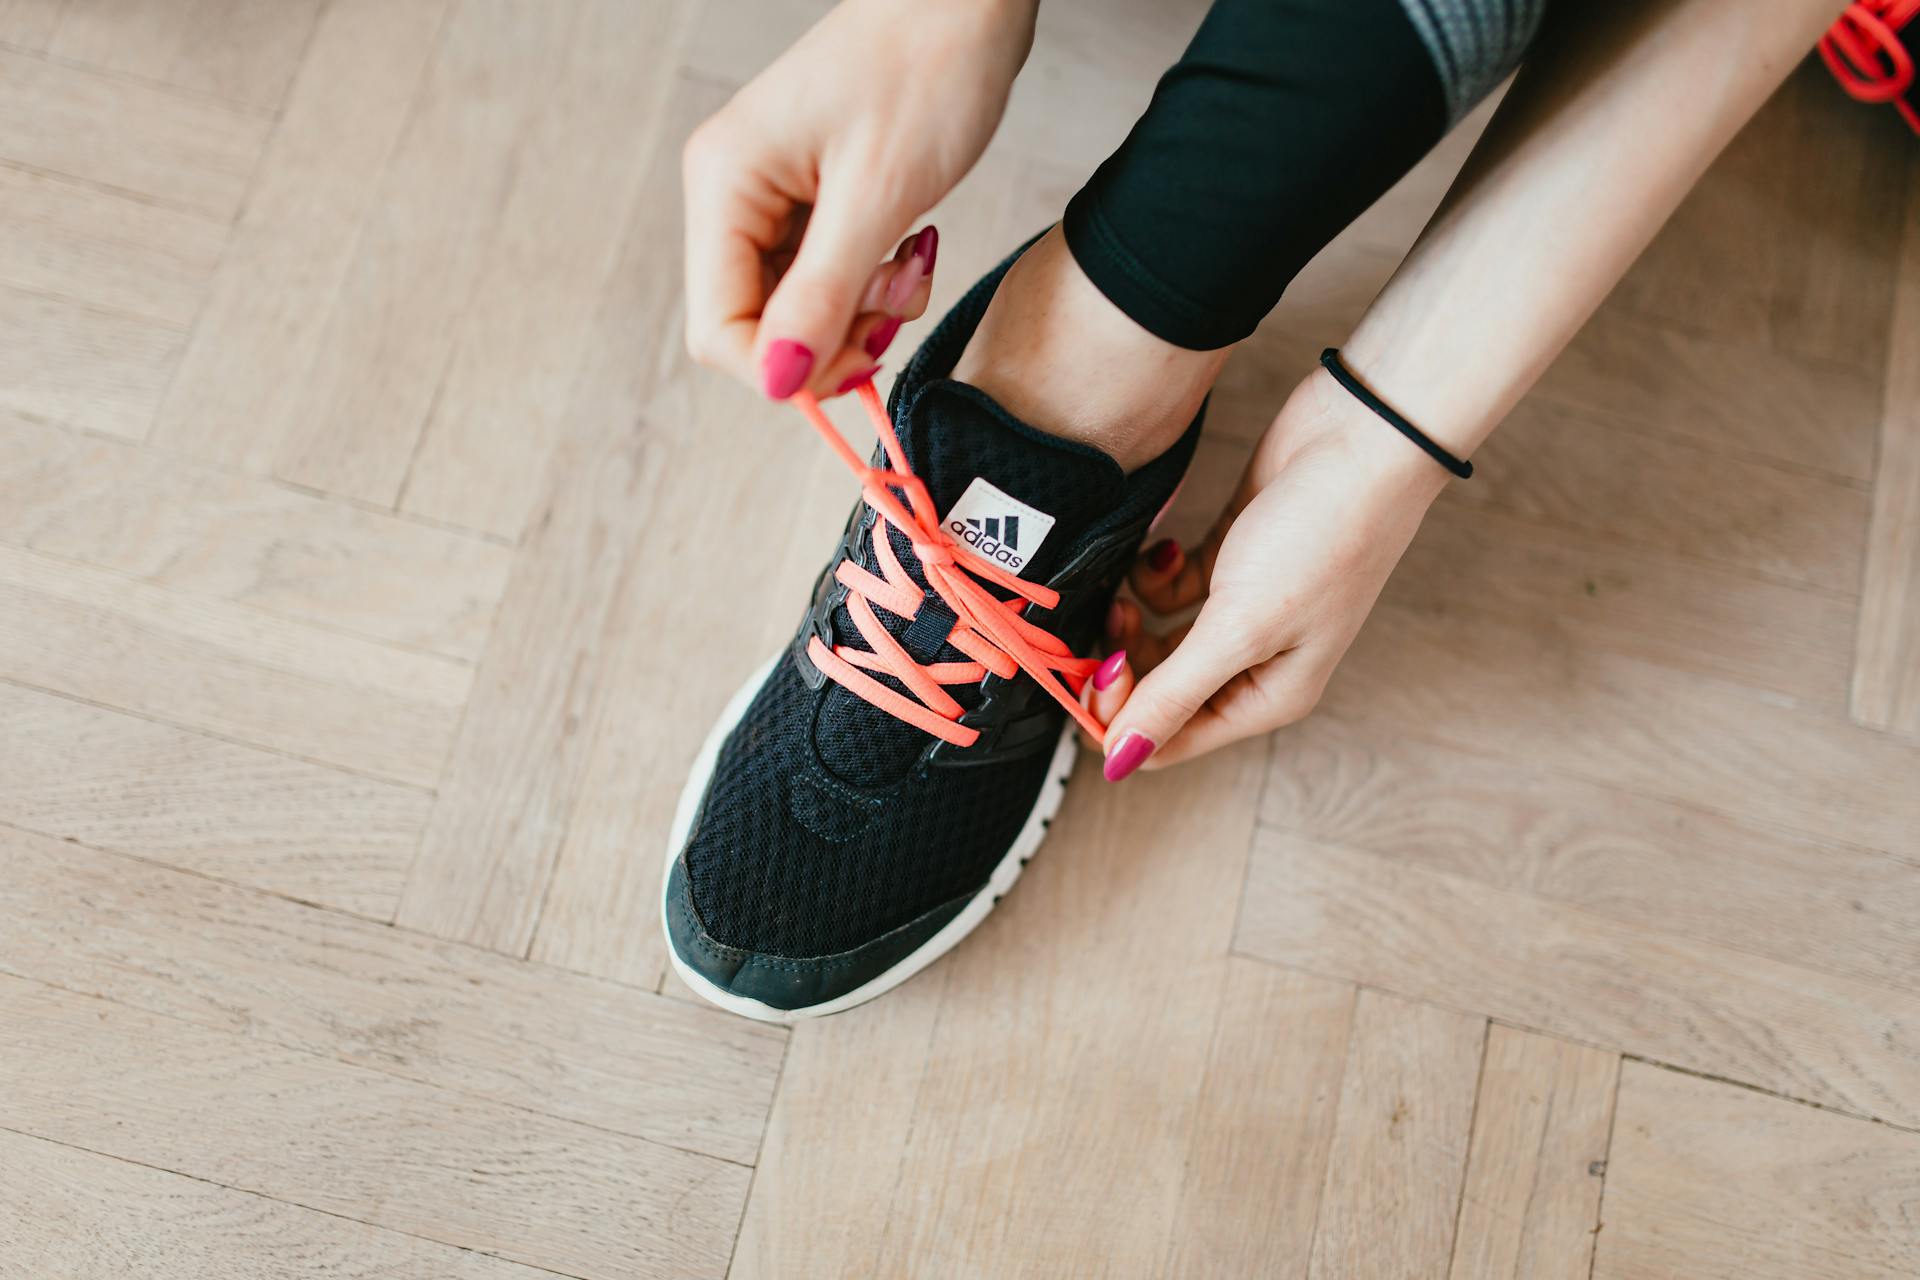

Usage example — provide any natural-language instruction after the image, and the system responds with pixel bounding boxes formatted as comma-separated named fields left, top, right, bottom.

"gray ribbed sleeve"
left=1398, top=0, right=1547, bottom=122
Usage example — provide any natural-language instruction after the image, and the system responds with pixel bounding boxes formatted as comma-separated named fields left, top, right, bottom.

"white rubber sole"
left=662, top=653, right=1079, bottom=1024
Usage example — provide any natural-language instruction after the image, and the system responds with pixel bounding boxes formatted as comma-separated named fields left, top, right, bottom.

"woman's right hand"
left=682, top=0, right=1037, bottom=400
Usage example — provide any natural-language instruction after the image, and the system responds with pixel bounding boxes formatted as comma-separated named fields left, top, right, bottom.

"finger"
left=757, top=200, right=931, bottom=398
left=682, top=136, right=784, bottom=385
left=859, top=230, right=939, bottom=318
left=1149, top=657, right=1329, bottom=770
left=1099, top=602, right=1248, bottom=782
left=1079, top=646, right=1134, bottom=751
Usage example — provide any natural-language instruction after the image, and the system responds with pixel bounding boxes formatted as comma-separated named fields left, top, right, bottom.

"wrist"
left=1277, top=366, right=1454, bottom=507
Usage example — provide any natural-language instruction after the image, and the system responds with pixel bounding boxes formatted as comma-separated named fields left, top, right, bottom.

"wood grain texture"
left=526, top=73, right=834, bottom=985
left=0, top=46, right=267, bottom=216
left=0, top=411, right=511, bottom=659
left=391, top=382, right=662, bottom=952
left=0, top=824, right=783, bottom=1165
left=0, top=974, right=751, bottom=1280
left=1237, top=830, right=1920, bottom=1128
left=0, top=682, right=426, bottom=917
left=1390, top=502, right=1857, bottom=713
left=1260, top=713, right=1920, bottom=991
left=397, top=0, right=689, bottom=539
left=0, top=1129, right=556, bottom=1280
left=1444, top=398, right=1870, bottom=594
left=0, top=282, right=183, bottom=437
left=1308, top=989, right=1485, bottom=1280
left=0, top=543, right=469, bottom=787
left=866, top=741, right=1269, bottom=1276
left=0, top=165, right=225, bottom=325
left=48, top=0, right=326, bottom=111
left=152, top=0, right=453, bottom=470
left=1595, top=1062, right=1920, bottom=1279
left=272, top=0, right=578, bottom=505
left=1448, top=1026, right=1616, bottom=1280
left=1163, top=961, right=1356, bottom=1280
left=1319, top=601, right=1920, bottom=855
left=0, top=0, right=66, bottom=52
left=1851, top=155, right=1920, bottom=735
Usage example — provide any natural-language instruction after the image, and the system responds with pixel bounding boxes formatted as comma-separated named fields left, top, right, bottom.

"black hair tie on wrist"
left=1319, top=348, right=1473, bottom=480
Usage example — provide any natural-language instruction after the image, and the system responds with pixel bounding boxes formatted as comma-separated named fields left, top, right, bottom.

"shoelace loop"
left=793, top=383, right=1106, bottom=750
left=1822, top=0, right=1920, bottom=134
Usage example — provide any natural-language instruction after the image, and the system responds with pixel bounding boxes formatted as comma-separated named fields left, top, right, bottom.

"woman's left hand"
left=1086, top=366, right=1451, bottom=778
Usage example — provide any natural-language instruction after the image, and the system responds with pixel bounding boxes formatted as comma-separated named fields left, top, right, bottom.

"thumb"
left=755, top=179, right=913, bottom=399
left=1099, top=605, right=1243, bottom=782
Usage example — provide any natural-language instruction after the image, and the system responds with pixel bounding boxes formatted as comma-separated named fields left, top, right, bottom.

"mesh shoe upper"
left=678, top=240, right=1201, bottom=959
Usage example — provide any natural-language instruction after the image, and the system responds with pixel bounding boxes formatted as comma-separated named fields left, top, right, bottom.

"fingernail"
left=1105, top=600, right=1126, bottom=639
left=834, top=365, right=880, bottom=395
left=911, top=224, right=938, bottom=273
left=761, top=340, right=813, bottom=399
left=1147, top=539, right=1179, bottom=572
left=1093, top=649, right=1127, bottom=692
left=886, top=259, right=925, bottom=313
left=1103, top=731, right=1154, bottom=782
left=864, top=314, right=902, bottom=359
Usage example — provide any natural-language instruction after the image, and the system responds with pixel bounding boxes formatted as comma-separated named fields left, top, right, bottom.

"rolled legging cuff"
left=1062, top=188, right=1246, bottom=351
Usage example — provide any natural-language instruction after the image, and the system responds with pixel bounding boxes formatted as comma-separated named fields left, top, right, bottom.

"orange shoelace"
left=792, top=383, right=1106, bottom=750
left=1822, top=0, right=1920, bottom=135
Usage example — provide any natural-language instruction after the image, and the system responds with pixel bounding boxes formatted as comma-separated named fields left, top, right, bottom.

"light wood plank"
left=391, top=380, right=663, bottom=951
left=1605, top=63, right=1910, bottom=380
left=0, top=974, right=750, bottom=1280
left=1260, top=713, right=1920, bottom=990
left=1530, top=303, right=1886, bottom=483
left=1446, top=397, right=1870, bottom=594
left=0, top=543, right=469, bottom=788
left=0, top=1128, right=556, bottom=1280
left=1308, top=989, right=1484, bottom=1280
left=1237, top=830, right=1920, bottom=1128
left=0, top=825, right=783, bottom=1165
left=1392, top=502, right=1856, bottom=713
left=1595, top=1062, right=1920, bottom=1279
left=1320, top=600, right=1920, bottom=855
left=1851, top=156, right=1920, bottom=735
left=0, top=411, right=511, bottom=660
left=0, top=46, right=267, bottom=217
left=866, top=741, right=1269, bottom=1276
left=730, top=979, right=947, bottom=1280
left=1163, top=960, right=1356, bottom=1280
left=0, top=283, right=183, bottom=437
left=398, top=0, right=689, bottom=539
left=0, top=0, right=66, bottom=51
left=0, top=682, right=425, bottom=917
left=272, top=0, right=578, bottom=505
left=0, top=165, right=224, bottom=325
left=49, top=0, right=326, bottom=112
left=152, top=0, right=453, bottom=470
left=1449, top=1026, right=1616, bottom=1280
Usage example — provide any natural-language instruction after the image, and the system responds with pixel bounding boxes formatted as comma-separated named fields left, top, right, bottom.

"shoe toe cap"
left=664, top=857, right=969, bottom=1018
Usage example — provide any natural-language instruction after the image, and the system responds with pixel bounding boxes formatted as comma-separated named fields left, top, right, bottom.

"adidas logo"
left=942, top=477, right=1056, bottom=576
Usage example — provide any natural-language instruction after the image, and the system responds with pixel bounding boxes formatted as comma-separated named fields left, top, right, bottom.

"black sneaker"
left=661, top=243, right=1202, bottom=1021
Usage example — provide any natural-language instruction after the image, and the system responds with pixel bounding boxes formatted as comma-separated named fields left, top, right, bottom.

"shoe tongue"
left=813, top=380, right=1125, bottom=788
left=899, top=380, right=1126, bottom=584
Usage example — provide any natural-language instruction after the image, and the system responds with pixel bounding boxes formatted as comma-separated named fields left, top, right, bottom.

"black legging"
left=1063, top=0, right=1544, bottom=351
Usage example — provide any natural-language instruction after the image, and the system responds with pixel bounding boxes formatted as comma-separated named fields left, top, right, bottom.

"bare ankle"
left=951, top=227, right=1228, bottom=471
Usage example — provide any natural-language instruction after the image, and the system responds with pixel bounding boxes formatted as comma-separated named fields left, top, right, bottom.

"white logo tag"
left=942, top=476, right=1057, bottom=577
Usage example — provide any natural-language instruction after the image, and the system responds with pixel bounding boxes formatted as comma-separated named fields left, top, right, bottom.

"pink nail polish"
left=1093, top=650, right=1127, bottom=692
left=912, top=224, right=938, bottom=273
left=1147, top=539, right=1179, bottom=573
left=886, top=259, right=925, bottom=313
left=864, top=314, right=902, bottom=359
left=761, top=340, right=813, bottom=399
left=1103, top=731, right=1154, bottom=782
left=834, top=365, right=880, bottom=395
